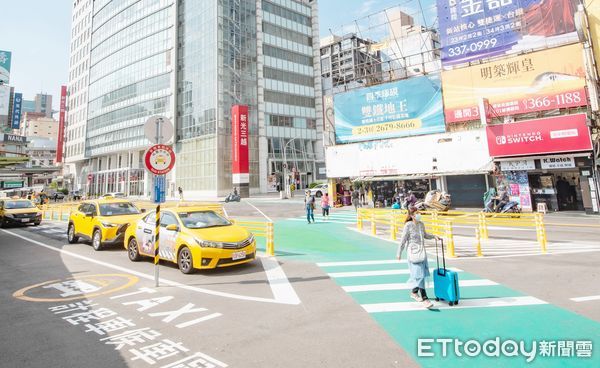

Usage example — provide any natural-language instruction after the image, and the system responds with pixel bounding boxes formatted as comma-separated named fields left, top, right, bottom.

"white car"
left=101, top=192, right=127, bottom=199
left=309, top=184, right=328, bottom=197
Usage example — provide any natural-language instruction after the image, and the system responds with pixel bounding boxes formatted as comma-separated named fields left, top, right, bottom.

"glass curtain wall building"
left=66, top=0, right=323, bottom=198
left=85, top=0, right=176, bottom=196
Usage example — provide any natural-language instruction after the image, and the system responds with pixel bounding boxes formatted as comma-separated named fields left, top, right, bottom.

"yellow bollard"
left=476, top=228, right=483, bottom=257
left=371, top=212, right=376, bottom=235
left=536, top=213, right=547, bottom=253
left=446, top=221, right=456, bottom=258
left=390, top=214, right=397, bottom=240
left=357, top=209, right=363, bottom=231
left=266, top=222, right=275, bottom=256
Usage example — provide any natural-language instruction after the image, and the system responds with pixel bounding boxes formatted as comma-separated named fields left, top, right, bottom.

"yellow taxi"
left=124, top=207, right=256, bottom=274
left=67, top=199, right=145, bottom=251
left=0, top=198, right=43, bottom=227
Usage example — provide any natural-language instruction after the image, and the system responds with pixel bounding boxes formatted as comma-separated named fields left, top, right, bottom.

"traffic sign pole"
left=143, top=116, right=175, bottom=288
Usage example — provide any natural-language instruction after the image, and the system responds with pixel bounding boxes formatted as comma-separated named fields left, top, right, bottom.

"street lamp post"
left=282, top=138, right=297, bottom=199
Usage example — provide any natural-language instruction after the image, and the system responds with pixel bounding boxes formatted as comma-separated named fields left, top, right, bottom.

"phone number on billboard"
left=521, top=92, right=583, bottom=111
left=446, top=39, right=498, bottom=58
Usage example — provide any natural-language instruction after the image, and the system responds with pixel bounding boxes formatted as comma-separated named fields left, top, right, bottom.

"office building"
left=64, top=0, right=323, bottom=197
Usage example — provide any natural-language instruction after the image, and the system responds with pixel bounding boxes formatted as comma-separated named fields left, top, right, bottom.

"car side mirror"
left=165, top=224, right=179, bottom=232
left=141, top=208, right=147, bottom=213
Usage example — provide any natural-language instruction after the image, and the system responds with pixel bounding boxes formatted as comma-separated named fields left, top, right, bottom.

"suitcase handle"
left=435, top=238, right=446, bottom=275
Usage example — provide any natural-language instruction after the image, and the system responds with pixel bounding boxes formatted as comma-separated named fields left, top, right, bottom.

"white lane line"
left=0, top=229, right=300, bottom=305
left=260, top=256, right=301, bottom=305
left=362, top=296, right=547, bottom=313
left=317, top=259, right=406, bottom=267
left=343, top=279, right=498, bottom=292
left=570, top=295, right=600, bottom=302
left=452, top=248, right=600, bottom=260
left=245, top=201, right=273, bottom=222
left=328, top=268, right=462, bottom=278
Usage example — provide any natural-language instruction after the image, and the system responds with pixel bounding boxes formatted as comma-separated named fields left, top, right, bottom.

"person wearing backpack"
left=396, top=207, right=439, bottom=309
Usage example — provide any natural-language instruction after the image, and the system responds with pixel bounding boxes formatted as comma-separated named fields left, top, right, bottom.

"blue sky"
left=0, top=0, right=433, bottom=110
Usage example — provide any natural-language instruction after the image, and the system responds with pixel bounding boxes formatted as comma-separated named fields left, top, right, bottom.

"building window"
left=269, top=115, right=294, bottom=127
left=264, top=91, right=315, bottom=108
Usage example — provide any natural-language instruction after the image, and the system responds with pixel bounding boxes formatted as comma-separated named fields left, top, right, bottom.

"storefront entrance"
left=529, top=171, right=583, bottom=212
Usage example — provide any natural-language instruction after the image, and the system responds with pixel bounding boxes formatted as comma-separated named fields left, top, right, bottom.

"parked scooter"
left=415, top=190, right=452, bottom=211
left=483, top=188, right=521, bottom=214
left=225, top=188, right=241, bottom=203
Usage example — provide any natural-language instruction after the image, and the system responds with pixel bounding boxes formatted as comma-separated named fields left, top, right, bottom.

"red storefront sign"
left=231, top=105, right=249, bottom=183
left=56, top=85, right=67, bottom=163
left=486, top=114, right=593, bottom=157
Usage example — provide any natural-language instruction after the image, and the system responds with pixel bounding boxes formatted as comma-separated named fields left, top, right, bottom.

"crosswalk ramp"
left=317, top=259, right=547, bottom=313
left=287, top=210, right=357, bottom=224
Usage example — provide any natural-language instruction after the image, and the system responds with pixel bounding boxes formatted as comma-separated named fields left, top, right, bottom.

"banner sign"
left=231, top=105, right=249, bottom=184
left=540, top=155, right=575, bottom=169
left=0, top=85, right=10, bottom=115
left=441, top=44, right=587, bottom=123
left=2, top=133, right=27, bottom=143
left=56, top=86, right=67, bottom=163
left=0, top=50, right=11, bottom=84
left=486, top=113, right=592, bottom=157
left=11, top=93, right=22, bottom=129
left=153, top=175, right=166, bottom=204
left=437, top=0, right=579, bottom=66
left=501, top=159, right=535, bottom=171
left=333, top=75, right=446, bottom=143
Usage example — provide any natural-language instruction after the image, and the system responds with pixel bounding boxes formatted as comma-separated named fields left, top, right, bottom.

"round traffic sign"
left=144, top=144, right=176, bottom=175
left=144, top=116, right=174, bottom=144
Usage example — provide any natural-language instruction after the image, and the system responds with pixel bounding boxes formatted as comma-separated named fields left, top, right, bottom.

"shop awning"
left=355, top=170, right=491, bottom=181
left=493, top=152, right=592, bottom=162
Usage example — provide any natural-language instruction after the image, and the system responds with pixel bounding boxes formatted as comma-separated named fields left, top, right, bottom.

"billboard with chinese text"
left=437, top=0, right=580, bottom=66
left=231, top=105, right=249, bottom=185
left=333, top=75, right=446, bottom=144
left=0, top=50, right=11, bottom=84
left=486, top=113, right=592, bottom=157
left=441, top=44, right=587, bottom=123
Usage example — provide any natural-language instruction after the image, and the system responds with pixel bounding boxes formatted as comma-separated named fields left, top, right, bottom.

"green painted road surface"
left=275, top=215, right=600, bottom=367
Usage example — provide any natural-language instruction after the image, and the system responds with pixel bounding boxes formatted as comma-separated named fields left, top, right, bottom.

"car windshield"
left=5, top=200, right=36, bottom=209
left=178, top=211, right=231, bottom=229
left=99, top=202, right=140, bottom=216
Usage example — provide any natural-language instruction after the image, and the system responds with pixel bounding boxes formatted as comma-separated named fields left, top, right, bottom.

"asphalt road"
left=0, top=219, right=412, bottom=368
left=1, top=197, right=599, bottom=367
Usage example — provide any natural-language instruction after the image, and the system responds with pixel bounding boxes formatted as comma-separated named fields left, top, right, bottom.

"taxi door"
left=159, top=211, right=178, bottom=262
left=80, top=203, right=98, bottom=237
left=136, top=212, right=156, bottom=256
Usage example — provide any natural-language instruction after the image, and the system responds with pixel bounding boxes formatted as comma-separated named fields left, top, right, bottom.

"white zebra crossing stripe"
left=342, top=279, right=498, bottom=292
left=327, top=267, right=462, bottom=278
left=317, top=259, right=406, bottom=267
left=362, top=296, right=547, bottom=313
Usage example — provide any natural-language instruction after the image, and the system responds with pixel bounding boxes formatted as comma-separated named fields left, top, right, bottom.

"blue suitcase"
left=433, top=238, right=460, bottom=306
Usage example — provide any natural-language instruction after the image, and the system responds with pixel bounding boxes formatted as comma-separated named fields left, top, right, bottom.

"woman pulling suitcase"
left=396, top=207, right=440, bottom=309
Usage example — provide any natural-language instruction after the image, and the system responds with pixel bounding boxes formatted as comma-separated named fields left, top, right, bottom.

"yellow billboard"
left=441, top=43, right=587, bottom=123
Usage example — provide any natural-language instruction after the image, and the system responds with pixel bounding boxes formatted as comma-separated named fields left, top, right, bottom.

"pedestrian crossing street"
left=287, top=210, right=357, bottom=224
left=317, top=258, right=547, bottom=313
left=287, top=211, right=600, bottom=258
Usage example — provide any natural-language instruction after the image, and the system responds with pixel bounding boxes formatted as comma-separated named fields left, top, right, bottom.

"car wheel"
left=33, top=222, right=40, bottom=226
left=0, top=217, right=6, bottom=228
left=67, top=223, right=79, bottom=244
left=177, top=246, right=195, bottom=274
left=128, top=237, right=142, bottom=262
left=316, top=191, right=322, bottom=198
left=92, top=229, right=103, bottom=251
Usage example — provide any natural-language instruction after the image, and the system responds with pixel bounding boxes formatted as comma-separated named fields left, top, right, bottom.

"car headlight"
left=194, top=237, right=223, bottom=248
left=36, top=212, right=42, bottom=217
left=101, top=221, right=117, bottom=228
left=5, top=214, right=14, bottom=218
left=247, top=234, right=255, bottom=244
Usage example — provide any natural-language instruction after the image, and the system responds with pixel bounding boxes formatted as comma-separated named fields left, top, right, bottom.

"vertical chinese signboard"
left=232, top=105, right=249, bottom=197
left=437, top=0, right=580, bottom=66
left=441, top=44, right=587, bottom=123
left=11, top=93, right=22, bottom=129
left=56, top=86, right=67, bottom=163
left=0, top=50, right=11, bottom=84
